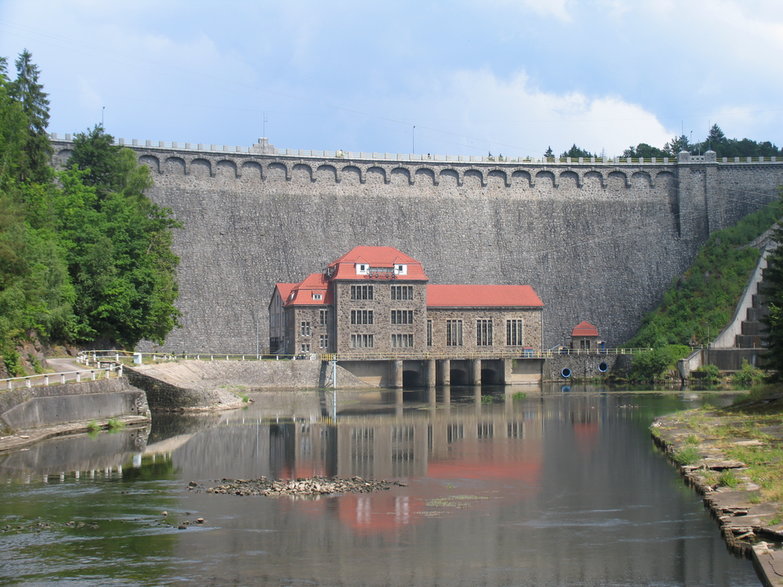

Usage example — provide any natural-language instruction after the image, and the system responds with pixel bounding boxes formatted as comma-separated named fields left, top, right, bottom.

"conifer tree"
left=10, top=49, right=52, bottom=183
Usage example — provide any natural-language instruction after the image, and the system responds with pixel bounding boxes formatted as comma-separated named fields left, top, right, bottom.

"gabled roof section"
left=327, top=246, right=428, bottom=281
left=270, top=283, right=297, bottom=307
left=427, top=285, right=543, bottom=308
left=281, top=273, right=331, bottom=307
left=572, top=321, right=599, bottom=337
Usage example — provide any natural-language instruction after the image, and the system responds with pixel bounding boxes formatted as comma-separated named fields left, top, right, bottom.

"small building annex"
left=269, top=246, right=544, bottom=359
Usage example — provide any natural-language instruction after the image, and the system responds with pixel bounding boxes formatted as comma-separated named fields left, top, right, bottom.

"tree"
left=664, top=134, right=691, bottom=157
left=561, top=144, right=593, bottom=159
left=762, top=203, right=783, bottom=375
left=64, top=126, right=181, bottom=347
left=9, top=50, right=52, bottom=184
left=0, top=57, right=27, bottom=184
left=543, top=146, right=554, bottom=159
left=623, top=143, right=668, bottom=159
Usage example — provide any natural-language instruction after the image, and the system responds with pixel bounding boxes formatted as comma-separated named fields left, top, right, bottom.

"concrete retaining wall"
left=0, top=379, right=150, bottom=434
left=543, top=354, right=623, bottom=381
left=126, top=359, right=370, bottom=410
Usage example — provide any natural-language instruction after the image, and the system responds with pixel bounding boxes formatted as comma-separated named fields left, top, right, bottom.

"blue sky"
left=2, top=0, right=782, bottom=157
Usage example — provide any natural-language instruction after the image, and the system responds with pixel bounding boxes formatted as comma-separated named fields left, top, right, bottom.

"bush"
left=732, top=360, right=765, bottom=388
left=629, top=345, right=691, bottom=382
left=692, top=364, right=721, bottom=385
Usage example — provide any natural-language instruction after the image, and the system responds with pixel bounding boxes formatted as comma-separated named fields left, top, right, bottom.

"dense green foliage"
left=628, top=344, right=691, bottom=382
left=626, top=199, right=783, bottom=350
left=561, top=144, right=594, bottom=159
left=762, top=211, right=783, bottom=375
left=623, top=124, right=782, bottom=159
left=0, top=51, right=180, bottom=373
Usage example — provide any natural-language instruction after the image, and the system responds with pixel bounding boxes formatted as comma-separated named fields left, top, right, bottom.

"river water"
left=0, top=385, right=761, bottom=586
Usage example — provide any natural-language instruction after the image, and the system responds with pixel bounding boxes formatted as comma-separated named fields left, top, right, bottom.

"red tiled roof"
left=571, top=321, right=599, bottom=337
left=271, top=283, right=297, bottom=304
left=328, top=246, right=428, bottom=281
left=282, top=273, right=331, bottom=306
left=426, top=284, right=543, bottom=308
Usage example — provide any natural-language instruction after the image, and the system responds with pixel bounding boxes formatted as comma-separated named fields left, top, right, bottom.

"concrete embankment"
left=0, top=378, right=151, bottom=452
left=125, top=359, right=368, bottom=411
left=652, top=414, right=783, bottom=586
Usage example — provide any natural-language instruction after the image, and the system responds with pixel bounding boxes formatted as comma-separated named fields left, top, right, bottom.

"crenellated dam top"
left=48, top=133, right=781, bottom=166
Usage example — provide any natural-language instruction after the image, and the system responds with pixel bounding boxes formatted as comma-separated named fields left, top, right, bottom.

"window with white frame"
left=351, top=309, right=374, bottom=325
left=506, top=319, right=524, bottom=346
left=391, top=333, right=414, bottom=348
left=319, top=309, right=328, bottom=326
left=391, top=310, right=414, bottom=325
left=351, top=285, right=374, bottom=300
left=446, top=320, right=463, bottom=346
left=391, top=285, right=413, bottom=300
left=300, top=343, right=311, bottom=353
left=476, top=319, right=493, bottom=346
left=300, top=321, right=311, bottom=336
left=427, top=320, right=432, bottom=346
left=350, top=334, right=374, bottom=348
left=319, top=334, right=328, bottom=349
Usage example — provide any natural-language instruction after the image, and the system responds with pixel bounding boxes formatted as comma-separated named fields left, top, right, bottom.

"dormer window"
left=312, top=293, right=322, bottom=300
left=288, top=291, right=296, bottom=301
left=394, top=264, right=407, bottom=275
left=356, top=263, right=369, bottom=275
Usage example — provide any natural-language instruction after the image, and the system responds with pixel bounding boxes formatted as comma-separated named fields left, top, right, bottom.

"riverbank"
left=651, top=386, right=783, bottom=586
left=0, top=378, right=151, bottom=453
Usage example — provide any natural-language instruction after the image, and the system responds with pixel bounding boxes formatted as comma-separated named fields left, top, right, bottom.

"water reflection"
left=0, top=385, right=758, bottom=586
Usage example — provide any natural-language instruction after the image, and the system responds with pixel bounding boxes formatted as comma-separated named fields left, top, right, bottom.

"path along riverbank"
left=652, top=388, right=783, bottom=586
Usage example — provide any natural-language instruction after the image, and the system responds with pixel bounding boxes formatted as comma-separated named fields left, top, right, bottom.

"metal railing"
left=1, top=365, right=123, bottom=392
left=73, top=346, right=653, bottom=369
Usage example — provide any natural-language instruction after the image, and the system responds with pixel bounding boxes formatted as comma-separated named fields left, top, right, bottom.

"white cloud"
left=401, top=69, right=673, bottom=157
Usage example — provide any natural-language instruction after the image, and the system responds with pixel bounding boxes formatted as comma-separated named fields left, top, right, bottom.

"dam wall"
left=51, top=139, right=783, bottom=352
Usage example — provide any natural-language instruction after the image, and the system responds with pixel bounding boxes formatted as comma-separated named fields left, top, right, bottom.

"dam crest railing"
left=48, top=134, right=783, bottom=166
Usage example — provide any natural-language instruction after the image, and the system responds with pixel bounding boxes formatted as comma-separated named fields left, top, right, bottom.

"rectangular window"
left=312, top=293, right=322, bottom=300
left=390, top=309, right=414, bottom=325
left=391, top=285, right=414, bottom=301
left=300, top=343, right=310, bottom=353
left=391, top=333, right=414, bottom=348
left=351, top=309, right=374, bottom=325
left=427, top=320, right=433, bottom=347
left=446, top=320, right=463, bottom=346
left=350, top=334, right=374, bottom=348
left=476, top=319, right=493, bottom=346
left=319, top=334, right=328, bottom=349
left=350, top=285, right=374, bottom=300
left=506, top=319, right=524, bottom=346
left=319, top=309, right=328, bottom=326
left=300, top=321, right=311, bottom=336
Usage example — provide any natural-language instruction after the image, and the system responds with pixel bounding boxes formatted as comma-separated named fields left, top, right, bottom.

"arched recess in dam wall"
left=51, top=142, right=783, bottom=353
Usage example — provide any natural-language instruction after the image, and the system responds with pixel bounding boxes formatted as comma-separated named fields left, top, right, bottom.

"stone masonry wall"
left=50, top=142, right=783, bottom=352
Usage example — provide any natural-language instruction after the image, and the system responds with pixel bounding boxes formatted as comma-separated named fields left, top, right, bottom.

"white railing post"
left=76, top=372, right=81, bottom=383
left=44, top=375, right=49, bottom=386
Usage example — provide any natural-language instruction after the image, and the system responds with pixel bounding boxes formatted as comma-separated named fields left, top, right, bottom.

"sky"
left=1, top=0, right=783, bottom=158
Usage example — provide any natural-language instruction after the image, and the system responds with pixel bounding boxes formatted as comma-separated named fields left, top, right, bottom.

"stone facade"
left=272, top=247, right=543, bottom=360
left=427, top=308, right=542, bottom=355
left=49, top=140, right=783, bottom=353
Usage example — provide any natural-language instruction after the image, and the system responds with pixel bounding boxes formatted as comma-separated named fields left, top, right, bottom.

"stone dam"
left=50, top=138, right=783, bottom=353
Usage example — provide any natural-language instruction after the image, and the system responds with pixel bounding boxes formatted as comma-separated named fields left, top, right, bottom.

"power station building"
left=269, top=246, right=544, bottom=359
